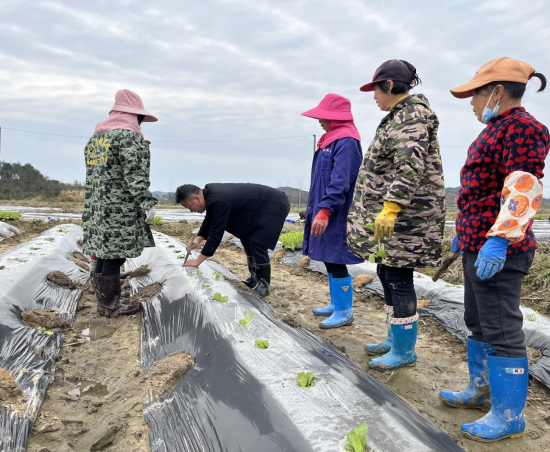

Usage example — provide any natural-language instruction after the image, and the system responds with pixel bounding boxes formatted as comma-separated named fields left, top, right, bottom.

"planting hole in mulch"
left=273, top=312, right=302, bottom=328
left=144, top=351, right=194, bottom=397
left=21, top=309, right=69, bottom=329
left=69, top=257, right=90, bottom=271
left=0, top=367, right=26, bottom=416
left=73, top=251, right=90, bottom=262
left=47, top=271, right=80, bottom=290
left=354, top=273, right=375, bottom=288
left=128, top=282, right=162, bottom=302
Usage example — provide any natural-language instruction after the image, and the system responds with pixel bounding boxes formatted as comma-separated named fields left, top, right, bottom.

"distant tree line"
left=0, top=161, right=82, bottom=199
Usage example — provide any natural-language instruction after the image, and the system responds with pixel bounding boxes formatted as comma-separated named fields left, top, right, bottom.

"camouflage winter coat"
left=83, top=129, right=157, bottom=259
left=347, top=94, right=445, bottom=268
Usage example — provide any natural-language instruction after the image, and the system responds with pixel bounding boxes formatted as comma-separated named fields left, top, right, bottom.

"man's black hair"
left=175, top=184, right=201, bottom=204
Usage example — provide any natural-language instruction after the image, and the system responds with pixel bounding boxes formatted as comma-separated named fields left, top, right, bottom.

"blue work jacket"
left=303, top=137, right=363, bottom=264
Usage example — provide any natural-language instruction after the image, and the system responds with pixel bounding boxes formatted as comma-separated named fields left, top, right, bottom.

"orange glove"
left=311, top=208, right=331, bottom=237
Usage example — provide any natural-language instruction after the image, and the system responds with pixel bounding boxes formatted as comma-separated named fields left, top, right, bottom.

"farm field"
left=1, top=219, right=549, bottom=451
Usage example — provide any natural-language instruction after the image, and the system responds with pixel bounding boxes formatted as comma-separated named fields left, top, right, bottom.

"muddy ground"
left=3, top=219, right=549, bottom=451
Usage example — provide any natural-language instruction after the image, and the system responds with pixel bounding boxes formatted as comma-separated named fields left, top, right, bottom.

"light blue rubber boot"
left=368, top=317, right=417, bottom=370
left=365, top=305, right=393, bottom=355
left=319, top=276, right=353, bottom=329
left=313, top=273, right=334, bottom=317
left=461, top=353, right=528, bottom=442
left=439, top=337, right=494, bottom=409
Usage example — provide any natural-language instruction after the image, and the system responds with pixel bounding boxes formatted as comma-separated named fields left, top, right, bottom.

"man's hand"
left=374, top=202, right=402, bottom=240
left=183, top=254, right=208, bottom=267
left=187, top=239, right=200, bottom=253
left=311, top=208, right=331, bottom=237
left=475, top=236, right=509, bottom=280
left=145, top=207, right=156, bottom=224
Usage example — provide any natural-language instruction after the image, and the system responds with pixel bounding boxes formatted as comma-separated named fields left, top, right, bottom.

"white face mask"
left=481, top=88, right=500, bottom=124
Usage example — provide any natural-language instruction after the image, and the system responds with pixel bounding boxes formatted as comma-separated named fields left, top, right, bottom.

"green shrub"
left=151, top=216, right=164, bottom=225
left=0, top=211, right=22, bottom=221
left=279, top=231, right=304, bottom=251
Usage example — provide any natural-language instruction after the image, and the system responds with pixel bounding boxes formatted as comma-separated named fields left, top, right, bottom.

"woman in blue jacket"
left=301, top=93, right=363, bottom=329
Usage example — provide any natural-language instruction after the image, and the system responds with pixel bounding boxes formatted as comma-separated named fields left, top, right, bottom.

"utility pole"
left=0, top=126, right=2, bottom=161
left=313, top=134, right=316, bottom=154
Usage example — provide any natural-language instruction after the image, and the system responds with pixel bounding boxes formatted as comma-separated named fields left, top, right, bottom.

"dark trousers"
left=324, top=262, right=349, bottom=279
left=241, top=240, right=270, bottom=267
left=463, top=250, right=534, bottom=358
left=377, top=265, right=416, bottom=318
left=95, top=258, right=126, bottom=276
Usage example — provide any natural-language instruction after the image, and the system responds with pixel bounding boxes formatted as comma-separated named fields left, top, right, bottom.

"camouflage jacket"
left=83, top=130, right=157, bottom=259
left=347, top=94, right=446, bottom=268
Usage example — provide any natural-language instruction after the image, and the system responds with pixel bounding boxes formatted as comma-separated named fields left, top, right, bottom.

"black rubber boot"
left=96, top=274, right=142, bottom=317
left=253, top=263, right=271, bottom=298
left=92, top=273, right=107, bottom=316
left=242, top=255, right=258, bottom=288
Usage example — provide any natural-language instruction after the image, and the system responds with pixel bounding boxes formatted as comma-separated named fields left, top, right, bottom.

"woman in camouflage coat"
left=83, top=89, right=158, bottom=317
left=348, top=60, right=445, bottom=370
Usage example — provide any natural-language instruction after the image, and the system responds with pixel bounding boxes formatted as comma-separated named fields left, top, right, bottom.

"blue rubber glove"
left=475, top=236, right=510, bottom=280
left=452, top=236, right=463, bottom=255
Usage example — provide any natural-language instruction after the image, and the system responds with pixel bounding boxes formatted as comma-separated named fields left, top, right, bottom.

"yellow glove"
left=374, top=201, right=402, bottom=240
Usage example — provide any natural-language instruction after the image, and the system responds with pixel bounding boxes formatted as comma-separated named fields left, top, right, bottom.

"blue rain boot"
left=313, top=273, right=334, bottom=317
left=439, top=337, right=494, bottom=409
left=368, top=316, right=417, bottom=370
left=365, top=305, right=393, bottom=355
left=319, top=276, right=353, bottom=329
left=461, top=353, right=528, bottom=442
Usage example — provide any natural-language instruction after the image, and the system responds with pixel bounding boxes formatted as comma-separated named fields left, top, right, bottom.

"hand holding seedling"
left=311, top=208, right=331, bottom=237
left=374, top=202, right=401, bottom=240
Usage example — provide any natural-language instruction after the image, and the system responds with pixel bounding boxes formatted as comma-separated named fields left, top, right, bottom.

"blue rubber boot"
left=365, top=306, right=393, bottom=355
left=461, top=353, right=528, bottom=442
left=319, top=276, right=353, bottom=329
left=368, top=317, right=417, bottom=370
left=439, top=337, right=494, bottom=409
left=313, top=273, right=334, bottom=317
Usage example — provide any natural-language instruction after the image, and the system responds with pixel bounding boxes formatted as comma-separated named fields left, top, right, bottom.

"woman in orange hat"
left=439, top=57, right=549, bottom=443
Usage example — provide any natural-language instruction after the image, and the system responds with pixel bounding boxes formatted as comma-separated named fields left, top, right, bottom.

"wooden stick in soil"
left=432, top=251, right=461, bottom=282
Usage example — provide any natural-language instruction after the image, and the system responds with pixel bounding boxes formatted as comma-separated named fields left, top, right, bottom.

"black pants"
left=241, top=240, right=270, bottom=267
left=95, top=258, right=126, bottom=276
left=377, top=265, right=416, bottom=318
left=463, top=250, right=534, bottom=358
left=324, top=262, right=349, bottom=279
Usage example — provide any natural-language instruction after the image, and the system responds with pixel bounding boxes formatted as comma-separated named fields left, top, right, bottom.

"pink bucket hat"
left=301, top=94, right=354, bottom=121
left=109, top=89, right=158, bottom=122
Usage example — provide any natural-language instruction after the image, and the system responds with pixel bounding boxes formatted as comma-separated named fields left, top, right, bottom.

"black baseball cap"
left=360, top=59, right=417, bottom=92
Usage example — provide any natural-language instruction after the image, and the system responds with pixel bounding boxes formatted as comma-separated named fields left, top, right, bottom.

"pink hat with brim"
left=301, top=93, right=354, bottom=121
left=109, top=89, right=158, bottom=122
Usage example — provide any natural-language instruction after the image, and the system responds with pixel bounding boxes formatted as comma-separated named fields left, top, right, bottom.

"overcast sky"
left=1, top=0, right=549, bottom=196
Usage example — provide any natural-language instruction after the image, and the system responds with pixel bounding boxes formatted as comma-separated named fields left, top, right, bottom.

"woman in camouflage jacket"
left=348, top=60, right=445, bottom=371
left=83, top=89, right=158, bottom=317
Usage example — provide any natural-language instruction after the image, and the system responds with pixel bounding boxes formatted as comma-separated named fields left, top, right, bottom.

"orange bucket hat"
left=451, top=57, right=535, bottom=99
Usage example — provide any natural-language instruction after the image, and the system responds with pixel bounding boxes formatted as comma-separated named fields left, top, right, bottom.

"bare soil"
left=0, top=367, right=27, bottom=416
left=47, top=271, right=80, bottom=290
left=143, top=351, right=194, bottom=398
left=128, top=283, right=162, bottom=302
left=22, top=309, right=70, bottom=330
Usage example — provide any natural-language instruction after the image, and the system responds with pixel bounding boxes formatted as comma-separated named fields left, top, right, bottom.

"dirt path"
left=26, top=284, right=148, bottom=452
left=212, top=241, right=550, bottom=452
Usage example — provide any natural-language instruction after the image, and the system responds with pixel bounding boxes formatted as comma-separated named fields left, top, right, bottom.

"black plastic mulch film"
left=0, top=224, right=88, bottom=452
left=126, top=231, right=462, bottom=452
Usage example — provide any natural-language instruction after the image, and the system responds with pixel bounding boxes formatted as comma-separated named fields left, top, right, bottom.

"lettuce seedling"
left=297, top=372, right=315, bottom=388
left=344, top=420, right=368, bottom=452
left=279, top=231, right=304, bottom=251
left=212, top=292, right=229, bottom=303
left=255, top=339, right=269, bottom=349
left=0, top=211, right=22, bottom=220
left=213, top=272, right=223, bottom=280
left=36, top=327, right=53, bottom=336
left=365, top=224, right=386, bottom=264
left=201, top=284, right=209, bottom=288
left=239, top=310, right=254, bottom=326
left=151, top=216, right=164, bottom=225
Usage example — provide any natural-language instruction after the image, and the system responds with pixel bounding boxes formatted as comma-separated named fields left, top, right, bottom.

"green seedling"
left=174, top=249, right=181, bottom=253
left=0, top=211, right=22, bottom=221
left=151, top=216, right=164, bottom=226
left=188, top=270, right=202, bottom=276
left=366, top=223, right=387, bottom=264
left=36, top=327, right=54, bottom=336
left=213, top=272, right=223, bottom=280
left=525, top=313, right=537, bottom=321
left=30, top=247, right=36, bottom=250
left=44, top=237, right=54, bottom=242
left=344, top=420, right=368, bottom=452
left=212, top=292, right=229, bottom=303
left=416, top=274, right=423, bottom=279
left=279, top=231, right=304, bottom=251
left=297, top=371, right=316, bottom=388
left=255, top=339, right=269, bottom=349
left=201, top=284, right=209, bottom=288
left=238, top=310, right=254, bottom=326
